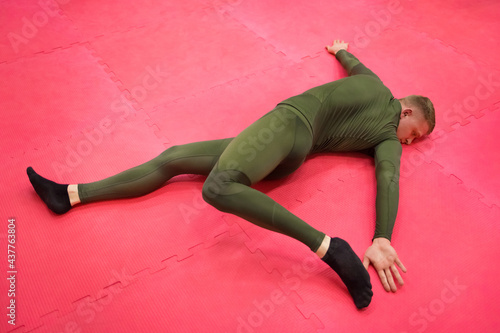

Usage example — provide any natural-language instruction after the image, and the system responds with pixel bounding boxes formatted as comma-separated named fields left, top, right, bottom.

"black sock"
left=26, top=167, right=72, bottom=214
left=322, top=237, right=373, bottom=309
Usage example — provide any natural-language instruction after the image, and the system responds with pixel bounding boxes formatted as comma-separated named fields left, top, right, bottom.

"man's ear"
left=402, top=108, right=413, bottom=117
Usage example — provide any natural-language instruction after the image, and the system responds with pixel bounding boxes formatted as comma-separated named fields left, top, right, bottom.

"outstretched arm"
left=372, top=139, right=401, bottom=240
left=362, top=139, right=407, bottom=292
left=326, top=40, right=381, bottom=79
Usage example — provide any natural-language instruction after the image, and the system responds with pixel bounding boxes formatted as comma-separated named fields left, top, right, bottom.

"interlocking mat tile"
left=1, top=0, right=499, bottom=332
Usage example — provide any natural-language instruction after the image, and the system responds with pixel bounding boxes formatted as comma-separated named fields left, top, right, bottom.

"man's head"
left=397, top=95, right=435, bottom=145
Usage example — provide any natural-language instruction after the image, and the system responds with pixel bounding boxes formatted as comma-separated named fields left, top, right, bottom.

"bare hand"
left=326, top=40, right=349, bottom=55
left=363, top=238, right=407, bottom=292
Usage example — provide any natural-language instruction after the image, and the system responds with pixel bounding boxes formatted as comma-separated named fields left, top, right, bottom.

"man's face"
left=396, top=109, right=429, bottom=145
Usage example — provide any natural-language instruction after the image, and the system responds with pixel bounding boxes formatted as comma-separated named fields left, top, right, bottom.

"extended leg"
left=202, top=107, right=372, bottom=308
left=27, top=138, right=232, bottom=214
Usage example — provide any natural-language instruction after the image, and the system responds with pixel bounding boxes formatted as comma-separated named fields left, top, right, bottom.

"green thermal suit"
left=78, top=50, right=402, bottom=252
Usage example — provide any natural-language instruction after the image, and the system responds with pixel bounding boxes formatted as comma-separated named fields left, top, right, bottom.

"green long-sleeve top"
left=278, top=50, right=402, bottom=241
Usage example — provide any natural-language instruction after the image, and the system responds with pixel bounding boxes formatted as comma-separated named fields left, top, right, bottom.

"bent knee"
left=202, top=169, right=251, bottom=208
left=201, top=178, right=220, bottom=206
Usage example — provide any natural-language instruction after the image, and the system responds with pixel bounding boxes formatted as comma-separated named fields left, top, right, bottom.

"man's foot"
left=322, top=237, right=373, bottom=309
left=26, top=167, right=71, bottom=214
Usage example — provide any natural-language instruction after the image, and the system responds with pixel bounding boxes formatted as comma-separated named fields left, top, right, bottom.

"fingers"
left=391, top=264, right=404, bottom=286
left=379, top=265, right=404, bottom=292
left=395, top=257, right=407, bottom=273
left=328, top=40, right=345, bottom=46
left=326, top=40, right=348, bottom=52
left=326, top=40, right=338, bottom=48
left=385, top=268, right=397, bottom=292
left=362, top=256, right=370, bottom=270
left=377, top=269, right=390, bottom=292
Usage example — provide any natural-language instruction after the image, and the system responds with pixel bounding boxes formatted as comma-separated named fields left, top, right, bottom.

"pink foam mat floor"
left=1, top=0, right=499, bottom=332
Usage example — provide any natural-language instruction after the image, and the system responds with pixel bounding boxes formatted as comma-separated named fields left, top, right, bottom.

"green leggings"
left=79, top=107, right=326, bottom=252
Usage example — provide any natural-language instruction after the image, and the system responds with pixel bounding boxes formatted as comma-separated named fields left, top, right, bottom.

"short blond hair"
left=399, top=95, right=436, bottom=135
